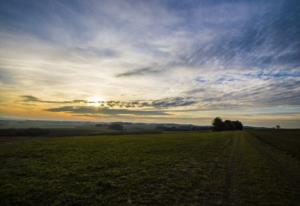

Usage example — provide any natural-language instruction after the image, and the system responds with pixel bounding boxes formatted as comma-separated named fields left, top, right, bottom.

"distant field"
left=248, top=129, right=300, bottom=160
left=0, top=130, right=299, bottom=205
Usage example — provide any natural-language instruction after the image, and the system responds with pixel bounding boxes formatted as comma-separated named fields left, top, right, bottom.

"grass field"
left=0, top=130, right=299, bottom=205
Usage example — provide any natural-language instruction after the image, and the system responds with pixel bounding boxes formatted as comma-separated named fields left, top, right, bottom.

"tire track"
left=221, top=132, right=242, bottom=206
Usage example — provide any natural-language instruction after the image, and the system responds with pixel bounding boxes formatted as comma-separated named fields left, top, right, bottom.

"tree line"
left=212, top=117, right=243, bottom=131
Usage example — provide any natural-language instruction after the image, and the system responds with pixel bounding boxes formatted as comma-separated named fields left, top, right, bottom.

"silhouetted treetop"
left=212, top=117, right=243, bottom=131
left=212, top=117, right=225, bottom=131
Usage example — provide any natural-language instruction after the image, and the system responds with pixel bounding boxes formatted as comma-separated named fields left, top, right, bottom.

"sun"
left=87, top=96, right=104, bottom=107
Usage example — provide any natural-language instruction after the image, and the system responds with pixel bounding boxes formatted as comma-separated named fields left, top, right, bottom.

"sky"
left=0, top=0, right=300, bottom=128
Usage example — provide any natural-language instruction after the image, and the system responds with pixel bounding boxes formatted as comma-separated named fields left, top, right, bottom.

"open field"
left=248, top=130, right=300, bottom=161
left=0, top=130, right=300, bottom=205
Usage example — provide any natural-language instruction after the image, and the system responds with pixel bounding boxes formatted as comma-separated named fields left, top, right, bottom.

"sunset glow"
left=87, top=96, right=104, bottom=107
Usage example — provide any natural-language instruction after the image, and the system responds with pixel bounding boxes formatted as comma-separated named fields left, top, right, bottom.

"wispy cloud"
left=21, top=95, right=87, bottom=104
left=116, top=67, right=162, bottom=77
left=46, top=106, right=169, bottom=116
left=0, top=0, right=299, bottom=127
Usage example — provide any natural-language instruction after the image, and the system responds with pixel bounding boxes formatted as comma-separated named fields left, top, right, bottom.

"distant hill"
left=0, top=119, right=211, bottom=137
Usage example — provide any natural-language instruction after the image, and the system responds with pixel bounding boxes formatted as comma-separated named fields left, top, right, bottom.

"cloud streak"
left=116, top=67, right=162, bottom=77
left=21, top=95, right=87, bottom=104
left=46, top=106, right=169, bottom=116
left=20, top=95, right=197, bottom=109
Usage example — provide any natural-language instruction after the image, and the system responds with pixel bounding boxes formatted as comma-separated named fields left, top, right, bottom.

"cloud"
left=20, top=95, right=87, bottom=104
left=72, top=47, right=120, bottom=59
left=0, top=68, right=15, bottom=85
left=152, top=97, right=197, bottom=108
left=46, top=106, right=168, bottom=116
left=195, top=77, right=300, bottom=109
left=179, top=0, right=299, bottom=70
left=116, top=67, right=162, bottom=77
left=21, top=95, right=40, bottom=102
left=184, top=88, right=206, bottom=95
left=21, top=95, right=198, bottom=109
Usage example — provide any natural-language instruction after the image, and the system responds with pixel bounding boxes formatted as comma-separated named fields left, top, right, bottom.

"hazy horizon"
left=1, top=0, right=300, bottom=128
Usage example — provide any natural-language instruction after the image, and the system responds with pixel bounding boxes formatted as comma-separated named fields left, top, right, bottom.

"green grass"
left=248, top=129, right=300, bottom=160
left=0, top=130, right=299, bottom=205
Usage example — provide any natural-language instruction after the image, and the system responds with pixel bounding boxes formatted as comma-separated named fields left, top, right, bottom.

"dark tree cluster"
left=212, top=117, right=243, bottom=131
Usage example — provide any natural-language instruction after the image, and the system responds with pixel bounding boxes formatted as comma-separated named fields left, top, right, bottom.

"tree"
left=212, top=117, right=225, bottom=131
left=224, top=120, right=234, bottom=130
left=212, top=118, right=243, bottom=131
left=234, top=120, right=243, bottom=130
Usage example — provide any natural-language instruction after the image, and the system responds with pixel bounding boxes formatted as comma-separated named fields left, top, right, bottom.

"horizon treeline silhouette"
left=212, top=117, right=243, bottom=131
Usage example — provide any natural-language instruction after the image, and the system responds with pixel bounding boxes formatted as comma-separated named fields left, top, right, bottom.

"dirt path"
left=201, top=132, right=242, bottom=206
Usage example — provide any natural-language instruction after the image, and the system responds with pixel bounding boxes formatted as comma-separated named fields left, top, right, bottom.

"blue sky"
left=0, top=0, right=299, bottom=127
